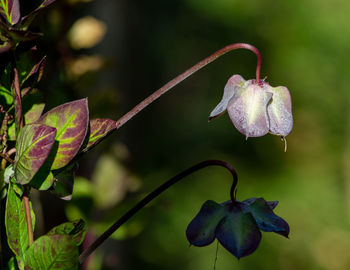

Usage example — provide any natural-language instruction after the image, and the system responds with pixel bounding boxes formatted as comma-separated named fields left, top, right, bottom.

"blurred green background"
left=28, top=0, right=350, bottom=269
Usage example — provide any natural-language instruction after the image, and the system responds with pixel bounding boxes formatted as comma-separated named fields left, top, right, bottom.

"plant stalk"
left=79, top=159, right=238, bottom=264
left=115, top=43, right=262, bottom=129
left=13, top=65, right=34, bottom=246
left=23, top=188, right=34, bottom=246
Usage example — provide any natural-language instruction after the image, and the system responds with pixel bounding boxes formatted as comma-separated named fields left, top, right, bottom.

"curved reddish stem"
left=79, top=160, right=238, bottom=264
left=115, top=43, right=262, bottom=129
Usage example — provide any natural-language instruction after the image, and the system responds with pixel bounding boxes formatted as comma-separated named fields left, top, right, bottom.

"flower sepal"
left=186, top=197, right=289, bottom=259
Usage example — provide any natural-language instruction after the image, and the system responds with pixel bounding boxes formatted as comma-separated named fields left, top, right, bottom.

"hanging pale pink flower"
left=209, top=75, right=293, bottom=141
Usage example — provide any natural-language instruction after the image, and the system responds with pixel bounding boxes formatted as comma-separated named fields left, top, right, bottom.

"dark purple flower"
left=186, top=197, right=289, bottom=259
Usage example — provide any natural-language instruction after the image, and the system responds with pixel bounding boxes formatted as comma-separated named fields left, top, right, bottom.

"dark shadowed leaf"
left=0, top=41, right=11, bottom=53
left=14, top=123, right=57, bottom=184
left=0, top=62, right=12, bottom=90
left=16, top=48, right=46, bottom=86
left=23, top=234, right=79, bottom=270
left=7, top=96, right=44, bottom=141
left=50, top=162, right=77, bottom=200
left=5, top=182, right=35, bottom=259
left=186, top=200, right=226, bottom=247
left=83, top=118, right=117, bottom=152
left=216, top=207, right=261, bottom=259
left=47, top=219, right=86, bottom=246
left=37, top=98, right=89, bottom=170
left=242, top=198, right=289, bottom=237
left=6, top=29, right=42, bottom=43
left=19, top=0, right=57, bottom=30
left=0, top=0, right=20, bottom=25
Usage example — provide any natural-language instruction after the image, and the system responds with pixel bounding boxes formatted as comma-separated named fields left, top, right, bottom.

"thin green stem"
left=115, top=43, right=262, bottom=130
left=79, top=159, right=238, bottom=264
left=214, top=240, right=219, bottom=270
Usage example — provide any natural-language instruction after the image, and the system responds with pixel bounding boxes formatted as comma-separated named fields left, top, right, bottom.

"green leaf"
left=83, top=118, right=117, bottom=152
left=0, top=0, right=20, bottom=25
left=5, top=182, right=35, bottom=259
left=12, top=181, right=23, bottom=196
left=30, top=170, right=54, bottom=190
left=23, top=234, right=79, bottom=270
left=47, top=219, right=86, bottom=246
left=4, top=257, right=19, bottom=270
left=0, top=86, right=13, bottom=105
left=24, top=103, right=45, bottom=124
left=7, top=122, right=15, bottom=140
left=14, top=123, right=57, bottom=184
left=37, top=98, right=89, bottom=170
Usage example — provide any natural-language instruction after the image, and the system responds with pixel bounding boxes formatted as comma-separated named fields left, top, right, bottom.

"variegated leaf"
left=37, top=98, right=89, bottom=170
left=14, top=124, right=56, bottom=185
left=83, top=118, right=117, bottom=152
left=0, top=0, right=20, bottom=25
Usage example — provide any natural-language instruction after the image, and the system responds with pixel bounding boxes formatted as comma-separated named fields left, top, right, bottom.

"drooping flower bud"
left=186, top=197, right=289, bottom=259
left=209, top=75, right=293, bottom=140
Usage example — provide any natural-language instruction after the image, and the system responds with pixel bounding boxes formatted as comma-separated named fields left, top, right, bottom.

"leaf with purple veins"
left=0, top=0, right=20, bottom=25
left=83, top=118, right=117, bottom=152
left=24, top=103, right=45, bottom=124
left=14, top=124, right=57, bottom=185
left=37, top=98, right=89, bottom=170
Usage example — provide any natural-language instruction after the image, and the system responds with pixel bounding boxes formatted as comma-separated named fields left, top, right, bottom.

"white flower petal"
left=209, top=75, right=245, bottom=120
left=227, top=81, right=272, bottom=138
left=267, top=86, right=293, bottom=136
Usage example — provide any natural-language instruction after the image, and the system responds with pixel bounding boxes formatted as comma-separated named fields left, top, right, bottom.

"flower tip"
left=277, top=230, right=290, bottom=238
left=281, top=136, right=288, bottom=152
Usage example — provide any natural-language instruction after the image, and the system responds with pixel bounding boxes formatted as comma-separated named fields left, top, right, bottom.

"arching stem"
left=115, top=43, right=262, bottom=129
left=79, top=159, right=238, bottom=264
